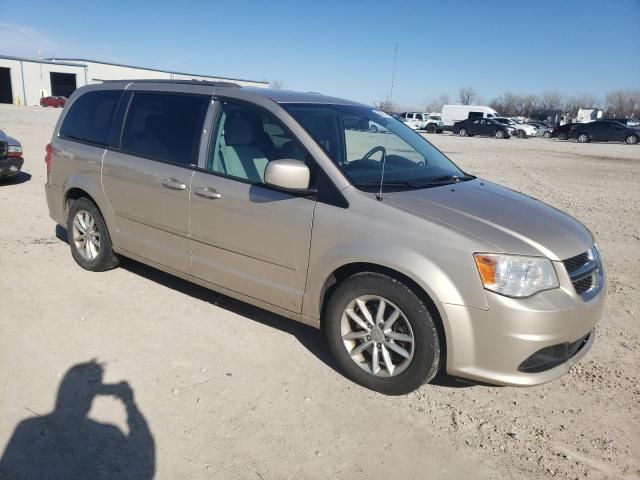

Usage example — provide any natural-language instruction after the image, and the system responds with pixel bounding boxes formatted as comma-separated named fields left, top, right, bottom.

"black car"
left=453, top=117, right=513, bottom=139
left=570, top=121, right=639, bottom=144
left=550, top=123, right=577, bottom=140
left=598, top=118, right=639, bottom=128
left=0, top=129, right=24, bottom=181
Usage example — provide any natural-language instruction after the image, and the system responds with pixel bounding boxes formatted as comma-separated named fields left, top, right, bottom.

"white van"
left=441, top=105, right=499, bottom=128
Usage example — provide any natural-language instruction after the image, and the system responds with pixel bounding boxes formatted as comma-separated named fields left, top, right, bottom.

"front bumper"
left=0, top=157, right=24, bottom=178
left=442, top=261, right=605, bottom=386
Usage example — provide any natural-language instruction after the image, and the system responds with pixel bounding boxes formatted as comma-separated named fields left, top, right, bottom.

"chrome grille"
left=573, top=276, right=593, bottom=295
left=563, top=247, right=602, bottom=300
left=564, top=252, right=589, bottom=273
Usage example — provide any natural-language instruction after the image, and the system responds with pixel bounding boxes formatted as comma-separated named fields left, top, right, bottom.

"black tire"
left=426, top=124, right=436, bottom=134
left=458, top=128, right=468, bottom=137
left=370, top=124, right=378, bottom=133
left=625, top=134, right=639, bottom=145
left=495, top=129, right=506, bottom=139
left=324, top=272, right=441, bottom=395
left=66, top=197, right=119, bottom=272
left=543, top=131, right=551, bottom=138
left=577, top=133, right=590, bottom=143
left=558, top=132, right=568, bottom=140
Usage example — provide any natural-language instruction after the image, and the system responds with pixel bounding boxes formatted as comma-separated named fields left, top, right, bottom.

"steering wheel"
left=362, top=145, right=386, bottom=161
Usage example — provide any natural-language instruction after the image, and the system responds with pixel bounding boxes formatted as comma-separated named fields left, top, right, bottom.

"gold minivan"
left=45, top=81, right=605, bottom=394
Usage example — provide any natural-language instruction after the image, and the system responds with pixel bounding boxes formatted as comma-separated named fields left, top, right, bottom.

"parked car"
left=570, top=121, right=640, bottom=144
left=40, top=96, right=67, bottom=108
left=453, top=117, right=514, bottom=139
left=526, top=122, right=553, bottom=138
left=399, top=112, right=444, bottom=133
left=551, top=123, right=577, bottom=140
left=597, top=118, right=640, bottom=128
left=0, top=129, right=24, bottom=181
left=368, top=120, right=389, bottom=133
left=441, top=105, right=499, bottom=129
left=494, top=117, right=538, bottom=137
left=46, top=81, right=605, bottom=394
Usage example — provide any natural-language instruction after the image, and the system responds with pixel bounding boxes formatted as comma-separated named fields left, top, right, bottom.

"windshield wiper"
left=416, top=174, right=475, bottom=186
left=353, top=180, right=425, bottom=188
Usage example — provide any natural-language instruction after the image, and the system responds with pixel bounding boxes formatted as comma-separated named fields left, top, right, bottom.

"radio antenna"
left=377, top=42, right=398, bottom=201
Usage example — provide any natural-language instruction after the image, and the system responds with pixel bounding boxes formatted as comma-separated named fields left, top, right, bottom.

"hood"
left=0, top=130, right=20, bottom=146
left=383, top=179, right=593, bottom=261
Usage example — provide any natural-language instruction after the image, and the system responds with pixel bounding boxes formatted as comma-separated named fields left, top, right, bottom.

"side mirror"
left=264, top=159, right=311, bottom=192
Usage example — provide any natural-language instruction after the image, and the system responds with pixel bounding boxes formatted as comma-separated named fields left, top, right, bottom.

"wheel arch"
left=61, top=180, right=118, bottom=244
left=317, top=261, right=449, bottom=367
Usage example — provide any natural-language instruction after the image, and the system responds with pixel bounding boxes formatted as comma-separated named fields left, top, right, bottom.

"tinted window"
left=208, top=101, right=313, bottom=184
left=59, top=90, right=122, bottom=146
left=121, top=92, right=209, bottom=166
left=468, top=111, right=483, bottom=119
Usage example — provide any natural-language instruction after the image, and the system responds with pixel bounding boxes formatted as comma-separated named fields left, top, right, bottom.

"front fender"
left=301, top=196, right=493, bottom=328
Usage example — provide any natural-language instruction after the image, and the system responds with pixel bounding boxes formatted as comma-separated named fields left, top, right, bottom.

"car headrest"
left=224, top=115, right=253, bottom=146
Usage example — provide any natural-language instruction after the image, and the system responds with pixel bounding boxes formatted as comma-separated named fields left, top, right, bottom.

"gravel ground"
left=0, top=104, right=639, bottom=479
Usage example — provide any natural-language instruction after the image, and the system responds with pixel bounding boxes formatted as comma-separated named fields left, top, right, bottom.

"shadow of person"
left=0, top=361, right=155, bottom=480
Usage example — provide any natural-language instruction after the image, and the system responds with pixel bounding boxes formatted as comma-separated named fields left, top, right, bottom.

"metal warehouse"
left=0, top=55, right=268, bottom=106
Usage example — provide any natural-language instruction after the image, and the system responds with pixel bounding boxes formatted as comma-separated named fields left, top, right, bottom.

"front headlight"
left=473, top=253, right=559, bottom=298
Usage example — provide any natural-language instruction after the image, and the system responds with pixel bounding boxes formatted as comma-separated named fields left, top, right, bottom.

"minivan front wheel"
left=325, top=272, right=440, bottom=395
left=67, top=197, right=119, bottom=271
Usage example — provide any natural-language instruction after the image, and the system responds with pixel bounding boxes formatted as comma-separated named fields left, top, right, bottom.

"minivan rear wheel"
left=325, top=272, right=440, bottom=395
left=67, top=197, right=119, bottom=272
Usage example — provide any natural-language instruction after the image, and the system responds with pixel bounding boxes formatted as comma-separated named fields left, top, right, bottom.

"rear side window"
left=121, top=92, right=209, bottom=166
left=59, top=90, right=122, bottom=146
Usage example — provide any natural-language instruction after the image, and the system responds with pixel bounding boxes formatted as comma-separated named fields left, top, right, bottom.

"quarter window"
left=121, top=92, right=209, bottom=166
left=59, top=90, right=122, bottom=146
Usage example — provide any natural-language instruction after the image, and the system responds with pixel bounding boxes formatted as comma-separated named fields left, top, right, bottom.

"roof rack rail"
left=102, top=79, right=241, bottom=88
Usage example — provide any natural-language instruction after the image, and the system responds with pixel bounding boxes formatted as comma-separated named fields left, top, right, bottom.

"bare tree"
left=373, top=96, right=399, bottom=114
left=269, top=79, right=285, bottom=90
left=564, top=94, right=599, bottom=118
left=489, top=92, right=520, bottom=116
left=538, top=90, right=564, bottom=111
left=424, top=93, right=450, bottom=113
left=604, top=89, right=640, bottom=118
left=458, top=86, right=478, bottom=105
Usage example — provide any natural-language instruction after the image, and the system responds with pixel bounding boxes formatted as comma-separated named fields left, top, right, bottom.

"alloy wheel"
left=340, top=295, right=415, bottom=377
left=459, top=128, right=467, bottom=137
left=72, top=210, right=101, bottom=260
left=626, top=135, right=639, bottom=145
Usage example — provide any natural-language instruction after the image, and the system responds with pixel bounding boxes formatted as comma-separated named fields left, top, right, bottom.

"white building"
left=0, top=55, right=268, bottom=106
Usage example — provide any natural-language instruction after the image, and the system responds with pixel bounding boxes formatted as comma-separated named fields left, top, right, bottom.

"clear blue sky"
left=1, top=0, right=638, bottom=107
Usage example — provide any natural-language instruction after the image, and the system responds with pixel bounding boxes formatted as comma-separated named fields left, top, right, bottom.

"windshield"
left=284, top=104, right=467, bottom=191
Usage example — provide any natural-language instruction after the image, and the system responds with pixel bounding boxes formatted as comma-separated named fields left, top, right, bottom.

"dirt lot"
left=1, top=104, right=639, bottom=479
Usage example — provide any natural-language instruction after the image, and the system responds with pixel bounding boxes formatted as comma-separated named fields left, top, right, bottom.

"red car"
left=40, top=96, right=67, bottom=108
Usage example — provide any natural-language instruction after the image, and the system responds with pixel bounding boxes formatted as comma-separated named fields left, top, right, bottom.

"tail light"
left=45, top=143, right=52, bottom=174
left=6, top=145, right=22, bottom=158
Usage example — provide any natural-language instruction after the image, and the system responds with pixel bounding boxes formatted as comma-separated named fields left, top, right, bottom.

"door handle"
left=161, top=178, right=187, bottom=190
left=195, top=187, right=222, bottom=199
